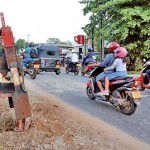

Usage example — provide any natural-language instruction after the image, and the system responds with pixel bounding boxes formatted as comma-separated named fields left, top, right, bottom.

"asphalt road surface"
left=24, top=68, right=150, bottom=145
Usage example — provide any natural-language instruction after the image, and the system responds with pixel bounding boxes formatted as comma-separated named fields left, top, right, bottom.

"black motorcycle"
left=24, top=61, right=37, bottom=79
left=86, top=67, right=141, bottom=115
left=65, top=57, right=80, bottom=75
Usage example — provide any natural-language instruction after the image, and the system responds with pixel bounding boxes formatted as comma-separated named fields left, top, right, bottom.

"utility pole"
left=27, top=34, right=30, bottom=44
left=99, top=15, right=104, bottom=60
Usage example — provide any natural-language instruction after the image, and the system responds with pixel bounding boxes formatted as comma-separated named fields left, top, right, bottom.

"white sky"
left=0, top=0, right=90, bottom=43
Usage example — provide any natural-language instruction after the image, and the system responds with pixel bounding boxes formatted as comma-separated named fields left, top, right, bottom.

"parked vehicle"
left=134, top=61, right=150, bottom=91
left=86, top=66, right=141, bottom=115
left=65, top=57, right=80, bottom=75
left=24, top=61, right=37, bottom=79
left=36, top=44, right=61, bottom=75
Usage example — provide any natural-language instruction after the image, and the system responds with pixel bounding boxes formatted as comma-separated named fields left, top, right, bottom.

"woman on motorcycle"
left=94, top=42, right=120, bottom=92
left=97, top=47, right=128, bottom=96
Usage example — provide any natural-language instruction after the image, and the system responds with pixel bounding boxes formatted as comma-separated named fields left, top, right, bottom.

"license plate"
left=34, top=64, right=39, bottom=69
left=56, top=65, right=60, bottom=68
left=131, top=91, right=141, bottom=99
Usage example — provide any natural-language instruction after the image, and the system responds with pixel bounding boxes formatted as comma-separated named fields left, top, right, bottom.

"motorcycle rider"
left=143, top=58, right=150, bottom=85
left=67, top=49, right=79, bottom=69
left=83, top=47, right=96, bottom=65
left=82, top=47, right=96, bottom=73
left=22, top=42, right=37, bottom=71
left=93, top=42, right=120, bottom=92
left=97, top=47, right=128, bottom=96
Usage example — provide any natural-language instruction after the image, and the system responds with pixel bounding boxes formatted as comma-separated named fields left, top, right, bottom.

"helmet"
left=114, top=47, right=128, bottom=58
left=106, top=42, right=120, bottom=53
left=72, top=49, right=75, bottom=53
left=29, top=42, right=34, bottom=47
left=88, top=47, right=93, bottom=52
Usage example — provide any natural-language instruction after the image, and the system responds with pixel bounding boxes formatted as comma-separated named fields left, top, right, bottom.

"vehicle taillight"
left=133, top=77, right=141, bottom=88
left=34, top=60, right=39, bottom=64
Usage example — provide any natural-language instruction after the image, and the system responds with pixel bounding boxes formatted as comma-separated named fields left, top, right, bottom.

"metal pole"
left=84, top=36, right=87, bottom=55
left=27, top=34, right=30, bottom=44
left=99, top=15, right=104, bottom=60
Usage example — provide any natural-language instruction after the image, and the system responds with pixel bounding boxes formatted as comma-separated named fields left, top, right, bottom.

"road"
left=24, top=68, right=150, bottom=145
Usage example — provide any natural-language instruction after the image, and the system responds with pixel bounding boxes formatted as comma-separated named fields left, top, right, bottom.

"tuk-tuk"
left=36, top=44, right=61, bottom=75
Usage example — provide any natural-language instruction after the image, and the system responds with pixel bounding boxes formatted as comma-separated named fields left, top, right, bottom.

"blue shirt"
left=100, top=53, right=115, bottom=68
left=24, top=47, right=37, bottom=59
left=83, top=52, right=96, bottom=64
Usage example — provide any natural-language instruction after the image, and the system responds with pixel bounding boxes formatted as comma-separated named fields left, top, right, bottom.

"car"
left=35, top=43, right=61, bottom=75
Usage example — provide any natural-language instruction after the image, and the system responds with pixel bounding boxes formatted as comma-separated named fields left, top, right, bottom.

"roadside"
left=0, top=89, right=149, bottom=150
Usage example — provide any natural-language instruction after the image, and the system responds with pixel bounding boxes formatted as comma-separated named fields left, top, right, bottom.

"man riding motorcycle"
left=82, top=47, right=96, bottom=74
left=93, top=42, right=120, bottom=92
left=22, top=42, right=38, bottom=71
left=66, top=49, right=79, bottom=69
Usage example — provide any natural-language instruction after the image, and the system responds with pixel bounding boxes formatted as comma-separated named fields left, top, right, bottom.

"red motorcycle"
left=81, top=63, right=95, bottom=76
left=86, top=65, right=141, bottom=115
left=134, top=61, right=150, bottom=91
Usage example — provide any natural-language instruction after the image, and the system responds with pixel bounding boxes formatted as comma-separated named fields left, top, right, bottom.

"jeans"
left=96, top=70, right=114, bottom=82
left=22, top=58, right=34, bottom=67
left=107, top=71, right=127, bottom=80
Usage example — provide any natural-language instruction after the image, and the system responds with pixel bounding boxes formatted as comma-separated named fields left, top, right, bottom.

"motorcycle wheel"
left=29, top=69, right=36, bottom=79
left=86, top=86, right=96, bottom=100
left=119, top=96, right=137, bottom=115
left=65, top=67, right=69, bottom=74
left=74, top=70, right=79, bottom=75
left=28, top=64, right=36, bottom=79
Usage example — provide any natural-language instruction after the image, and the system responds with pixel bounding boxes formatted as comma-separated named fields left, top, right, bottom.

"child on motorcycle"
left=97, top=47, right=128, bottom=96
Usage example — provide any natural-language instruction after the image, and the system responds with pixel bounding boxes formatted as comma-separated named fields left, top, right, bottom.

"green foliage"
left=16, top=39, right=28, bottom=50
left=46, top=38, right=72, bottom=45
left=80, top=0, right=150, bottom=70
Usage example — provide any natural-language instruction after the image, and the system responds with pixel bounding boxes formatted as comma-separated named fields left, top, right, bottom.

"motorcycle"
left=81, top=56, right=96, bottom=76
left=24, top=60, right=37, bottom=79
left=65, top=57, right=80, bottom=75
left=81, top=61, right=95, bottom=76
left=86, top=66, right=141, bottom=115
left=134, top=61, right=150, bottom=91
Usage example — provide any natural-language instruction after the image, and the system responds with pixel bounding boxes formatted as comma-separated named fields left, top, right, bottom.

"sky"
left=0, top=0, right=90, bottom=44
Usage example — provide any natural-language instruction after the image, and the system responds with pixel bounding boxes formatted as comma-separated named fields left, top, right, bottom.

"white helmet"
left=72, top=49, right=75, bottom=53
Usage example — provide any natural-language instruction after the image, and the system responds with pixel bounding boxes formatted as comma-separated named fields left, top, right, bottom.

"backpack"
left=30, top=48, right=37, bottom=58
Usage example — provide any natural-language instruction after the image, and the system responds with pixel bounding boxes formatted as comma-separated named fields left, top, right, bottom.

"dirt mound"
left=0, top=91, right=149, bottom=150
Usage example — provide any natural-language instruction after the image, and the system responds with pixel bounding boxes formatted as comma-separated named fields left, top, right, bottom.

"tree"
left=80, top=0, right=150, bottom=70
left=15, top=39, right=28, bottom=52
left=46, top=37, right=73, bottom=45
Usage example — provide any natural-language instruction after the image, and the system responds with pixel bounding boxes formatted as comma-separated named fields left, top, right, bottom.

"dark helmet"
left=88, top=47, right=93, bottom=52
left=29, top=42, right=34, bottom=47
left=106, top=42, right=120, bottom=53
